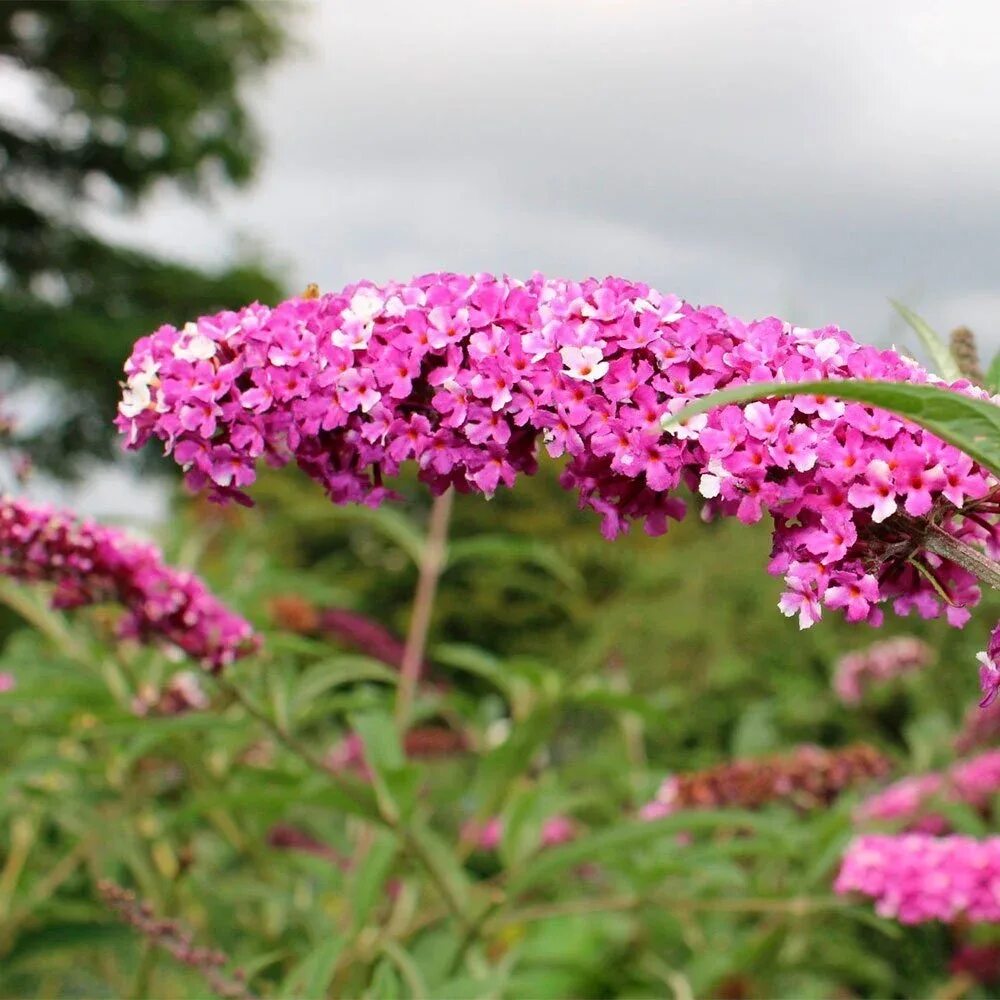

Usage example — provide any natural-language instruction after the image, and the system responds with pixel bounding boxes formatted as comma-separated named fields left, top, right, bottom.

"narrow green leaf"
left=350, top=709, right=420, bottom=822
left=430, top=643, right=512, bottom=699
left=328, top=505, right=426, bottom=564
left=380, top=940, right=430, bottom=1000
left=446, top=536, right=583, bottom=592
left=293, top=656, right=398, bottom=718
left=473, top=706, right=556, bottom=816
left=507, top=810, right=781, bottom=897
left=665, top=379, right=1000, bottom=478
left=405, top=819, right=472, bottom=913
left=891, top=300, right=963, bottom=381
left=280, top=937, right=345, bottom=1000
left=349, top=830, right=400, bottom=930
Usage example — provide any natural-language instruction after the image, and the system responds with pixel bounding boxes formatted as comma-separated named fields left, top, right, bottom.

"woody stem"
left=923, top=524, right=1000, bottom=591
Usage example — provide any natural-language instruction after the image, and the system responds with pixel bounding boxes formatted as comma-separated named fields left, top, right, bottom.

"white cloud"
left=76, top=0, right=1000, bottom=351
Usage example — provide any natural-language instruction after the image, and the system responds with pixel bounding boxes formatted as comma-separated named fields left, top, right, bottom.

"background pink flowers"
left=0, top=497, right=256, bottom=670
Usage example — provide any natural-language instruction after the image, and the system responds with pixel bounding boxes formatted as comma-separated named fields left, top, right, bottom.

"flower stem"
left=924, top=524, right=1000, bottom=591
left=395, top=490, right=454, bottom=730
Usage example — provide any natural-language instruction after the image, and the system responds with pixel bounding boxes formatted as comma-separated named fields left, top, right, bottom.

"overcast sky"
left=93, top=0, right=1000, bottom=355
left=13, top=0, right=1000, bottom=518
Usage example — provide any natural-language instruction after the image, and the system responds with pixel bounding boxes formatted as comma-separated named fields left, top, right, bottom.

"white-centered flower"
left=560, top=345, right=609, bottom=382
left=173, top=324, right=218, bottom=362
left=348, top=288, right=385, bottom=323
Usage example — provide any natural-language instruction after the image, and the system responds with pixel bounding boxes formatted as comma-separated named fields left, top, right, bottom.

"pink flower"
left=0, top=672, right=14, bottom=693
left=847, top=459, right=897, bottom=523
left=833, top=636, right=932, bottom=704
left=825, top=573, right=880, bottom=622
left=836, top=834, right=1000, bottom=924
left=0, top=497, right=256, bottom=670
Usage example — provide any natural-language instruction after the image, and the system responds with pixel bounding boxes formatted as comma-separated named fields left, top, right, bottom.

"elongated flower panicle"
left=99, top=880, right=253, bottom=1000
left=833, top=636, right=933, bottom=704
left=116, top=273, right=1000, bottom=692
left=835, top=834, right=1000, bottom=924
left=858, top=750, right=1000, bottom=833
left=0, top=496, right=256, bottom=670
left=641, top=744, right=890, bottom=818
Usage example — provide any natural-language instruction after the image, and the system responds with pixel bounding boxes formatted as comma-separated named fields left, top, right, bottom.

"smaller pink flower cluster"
left=858, top=749, right=1000, bottom=832
left=833, top=636, right=933, bottom=704
left=462, top=814, right=578, bottom=852
left=0, top=497, right=256, bottom=670
left=835, top=833, right=1000, bottom=923
left=0, top=672, right=14, bottom=693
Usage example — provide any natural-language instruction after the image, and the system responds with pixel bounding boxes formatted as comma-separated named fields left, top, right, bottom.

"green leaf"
left=430, top=643, right=513, bottom=699
left=891, top=300, right=963, bottom=381
left=472, top=706, right=556, bottom=816
left=405, top=819, right=472, bottom=914
left=446, top=535, right=583, bottom=592
left=507, top=811, right=781, bottom=897
left=293, top=656, right=398, bottom=718
left=280, top=937, right=345, bottom=1000
left=349, top=830, right=400, bottom=930
left=665, top=379, right=1000, bottom=478
left=328, top=505, right=426, bottom=564
left=350, top=709, right=420, bottom=822
left=379, top=940, right=430, bottom=1000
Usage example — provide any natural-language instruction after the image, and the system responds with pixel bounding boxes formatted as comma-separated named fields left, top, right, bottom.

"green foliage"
left=0, top=1, right=287, bottom=466
left=1, top=464, right=998, bottom=998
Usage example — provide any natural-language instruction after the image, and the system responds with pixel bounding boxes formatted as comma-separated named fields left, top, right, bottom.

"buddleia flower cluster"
left=115, top=273, right=1000, bottom=697
left=832, top=636, right=933, bottom=704
left=857, top=749, right=1000, bottom=833
left=835, top=834, right=1000, bottom=924
left=0, top=496, right=256, bottom=670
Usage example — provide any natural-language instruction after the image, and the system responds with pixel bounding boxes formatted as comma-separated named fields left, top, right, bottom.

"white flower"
left=173, top=324, right=217, bottom=362
left=560, top=345, right=609, bottom=382
left=348, top=288, right=385, bottom=323
left=331, top=319, right=372, bottom=352
left=814, top=337, right=841, bottom=363
left=660, top=397, right=708, bottom=440
left=698, top=458, right=729, bottom=499
left=119, top=377, right=153, bottom=418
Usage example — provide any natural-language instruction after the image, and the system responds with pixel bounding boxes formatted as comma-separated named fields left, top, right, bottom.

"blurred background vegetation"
left=1, top=3, right=999, bottom=999
left=0, top=0, right=284, bottom=468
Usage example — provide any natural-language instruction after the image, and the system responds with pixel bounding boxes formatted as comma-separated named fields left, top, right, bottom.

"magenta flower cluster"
left=833, top=636, right=933, bottom=704
left=115, top=273, right=999, bottom=694
left=0, top=497, right=256, bottom=670
left=858, top=749, right=1000, bottom=832
left=835, top=833, right=1000, bottom=923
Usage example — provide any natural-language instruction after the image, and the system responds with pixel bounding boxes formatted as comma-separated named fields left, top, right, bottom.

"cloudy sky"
left=95, top=0, right=1000, bottom=354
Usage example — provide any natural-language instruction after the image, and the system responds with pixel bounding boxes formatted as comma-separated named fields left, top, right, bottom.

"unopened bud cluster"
left=641, top=743, right=891, bottom=818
